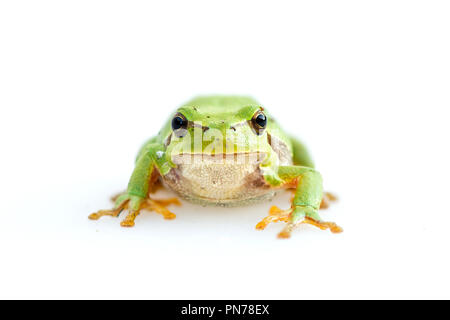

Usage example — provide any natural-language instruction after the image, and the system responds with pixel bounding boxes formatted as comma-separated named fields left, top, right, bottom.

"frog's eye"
left=171, top=113, right=188, bottom=137
left=251, top=111, right=267, bottom=135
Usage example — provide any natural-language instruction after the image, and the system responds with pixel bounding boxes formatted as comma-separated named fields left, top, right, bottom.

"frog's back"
left=187, top=95, right=259, bottom=113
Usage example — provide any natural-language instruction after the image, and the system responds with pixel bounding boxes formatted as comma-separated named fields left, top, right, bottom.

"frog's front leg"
left=110, top=179, right=164, bottom=202
left=256, top=166, right=343, bottom=238
left=89, top=143, right=180, bottom=227
left=287, top=190, right=337, bottom=209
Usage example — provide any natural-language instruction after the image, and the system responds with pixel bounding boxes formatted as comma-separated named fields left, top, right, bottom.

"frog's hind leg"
left=149, top=179, right=164, bottom=194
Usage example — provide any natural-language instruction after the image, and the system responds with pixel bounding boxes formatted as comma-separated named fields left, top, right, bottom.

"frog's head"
left=164, top=96, right=274, bottom=165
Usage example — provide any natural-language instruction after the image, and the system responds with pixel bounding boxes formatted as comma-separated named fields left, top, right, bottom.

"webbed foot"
left=141, top=198, right=181, bottom=220
left=255, top=206, right=290, bottom=230
left=256, top=204, right=343, bottom=239
left=89, top=194, right=180, bottom=227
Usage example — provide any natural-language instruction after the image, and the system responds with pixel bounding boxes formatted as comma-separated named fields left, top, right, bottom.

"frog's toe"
left=255, top=205, right=291, bottom=230
left=291, top=206, right=343, bottom=234
left=320, top=192, right=338, bottom=209
left=142, top=198, right=180, bottom=220
left=277, top=223, right=296, bottom=239
left=88, top=209, right=120, bottom=220
left=302, top=217, right=343, bottom=233
left=88, top=200, right=128, bottom=220
left=276, top=215, right=343, bottom=239
left=90, top=195, right=181, bottom=227
left=255, top=205, right=297, bottom=238
left=120, top=210, right=140, bottom=227
left=117, top=197, right=180, bottom=226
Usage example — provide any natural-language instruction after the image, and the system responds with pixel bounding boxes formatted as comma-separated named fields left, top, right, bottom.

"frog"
left=89, top=95, right=342, bottom=238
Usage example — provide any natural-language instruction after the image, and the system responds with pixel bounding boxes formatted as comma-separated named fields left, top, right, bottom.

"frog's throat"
left=162, top=152, right=273, bottom=206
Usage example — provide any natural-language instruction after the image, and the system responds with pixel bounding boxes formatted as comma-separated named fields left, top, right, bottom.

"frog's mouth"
left=171, top=152, right=267, bottom=165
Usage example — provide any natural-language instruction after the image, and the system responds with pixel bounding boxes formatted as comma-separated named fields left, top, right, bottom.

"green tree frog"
left=89, top=96, right=342, bottom=238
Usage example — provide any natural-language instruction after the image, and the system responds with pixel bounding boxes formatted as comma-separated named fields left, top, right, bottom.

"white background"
left=1, top=1, right=449, bottom=299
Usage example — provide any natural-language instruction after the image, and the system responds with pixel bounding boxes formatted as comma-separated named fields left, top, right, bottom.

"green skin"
left=112, top=96, right=329, bottom=231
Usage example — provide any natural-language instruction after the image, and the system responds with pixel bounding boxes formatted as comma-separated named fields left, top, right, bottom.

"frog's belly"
left=162, top=154, right=273, bottom=207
